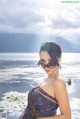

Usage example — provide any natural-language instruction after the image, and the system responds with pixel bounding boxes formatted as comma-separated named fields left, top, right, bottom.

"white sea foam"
left=0, top=67, right=45, bottom=82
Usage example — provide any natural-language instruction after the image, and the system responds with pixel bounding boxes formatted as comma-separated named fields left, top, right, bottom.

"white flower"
left=0, top=91, right=28, bottom=112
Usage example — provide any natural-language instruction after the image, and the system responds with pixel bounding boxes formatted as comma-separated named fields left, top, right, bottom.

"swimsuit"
left=20, top=86, right=59, bottom=119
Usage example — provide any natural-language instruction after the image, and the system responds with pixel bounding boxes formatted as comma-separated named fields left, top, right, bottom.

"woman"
left=19, top=42, right=71, bottom=119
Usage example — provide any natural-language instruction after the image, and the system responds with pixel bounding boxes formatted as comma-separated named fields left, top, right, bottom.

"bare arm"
left=37, top=80, right=71, bottom=119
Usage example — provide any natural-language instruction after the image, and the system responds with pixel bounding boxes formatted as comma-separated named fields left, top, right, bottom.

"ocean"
left=0, top=53, right=80, bottom=119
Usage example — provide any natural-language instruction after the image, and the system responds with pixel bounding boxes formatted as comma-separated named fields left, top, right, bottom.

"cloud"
left=0, top=0, right=80, bottom=35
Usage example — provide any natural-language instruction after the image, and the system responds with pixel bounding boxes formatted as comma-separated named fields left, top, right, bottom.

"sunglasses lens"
left=38, top=61, right=55, bottom=69
left=38, top=62, right=45, bottom=68
left=47, top=63, right=52, bottom=68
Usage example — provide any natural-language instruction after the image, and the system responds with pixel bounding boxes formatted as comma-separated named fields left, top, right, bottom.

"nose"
left=44, top=65, right=49, bottom=69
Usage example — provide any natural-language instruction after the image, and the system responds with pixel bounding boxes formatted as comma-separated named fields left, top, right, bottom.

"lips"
left=45, top=69, right=50, bottom=72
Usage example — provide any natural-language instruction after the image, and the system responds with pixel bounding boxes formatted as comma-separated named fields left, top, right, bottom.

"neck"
left=48, top=74, right=58, bottom=79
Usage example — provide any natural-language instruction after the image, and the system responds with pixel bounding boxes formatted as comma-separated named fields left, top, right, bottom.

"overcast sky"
left=0, top=0, right=80, bottom=42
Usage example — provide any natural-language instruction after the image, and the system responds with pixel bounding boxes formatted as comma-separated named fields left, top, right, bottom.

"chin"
left=45, top=70, right=57, bottom=77
left=45, top=70, right=52, bottom=75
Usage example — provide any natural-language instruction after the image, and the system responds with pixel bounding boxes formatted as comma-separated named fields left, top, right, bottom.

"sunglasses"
left=38, top=60, right=56, bottom=69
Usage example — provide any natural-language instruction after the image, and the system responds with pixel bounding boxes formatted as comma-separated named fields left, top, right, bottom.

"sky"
left=0, top=0, right=80, bottom=43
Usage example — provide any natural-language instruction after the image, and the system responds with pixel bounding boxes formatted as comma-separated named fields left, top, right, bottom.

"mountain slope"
left=0, top=33, right=79, bottom=53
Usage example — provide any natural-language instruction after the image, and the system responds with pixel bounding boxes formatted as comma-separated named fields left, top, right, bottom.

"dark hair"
left=39, top=42, right=62, bottom=67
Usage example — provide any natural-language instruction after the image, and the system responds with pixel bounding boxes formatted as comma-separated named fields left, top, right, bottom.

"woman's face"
left=39, top=51, right=59, bottom=77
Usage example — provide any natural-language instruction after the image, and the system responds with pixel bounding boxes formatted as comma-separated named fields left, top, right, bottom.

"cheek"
left=49, top=67, right=57, bottom=74
left=50, top=68, right=56, bottom=73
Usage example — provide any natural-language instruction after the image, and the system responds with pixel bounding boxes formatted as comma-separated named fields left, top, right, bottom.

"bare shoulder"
left=54, top=78, right=66, bottom=89
left=54, top=78, right=67, bottom=98
left=54, top=78, right=71, bottom=118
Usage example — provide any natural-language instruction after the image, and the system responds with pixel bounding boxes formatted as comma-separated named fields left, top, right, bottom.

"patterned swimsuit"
left=20, top=86, right=59, bottom=119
